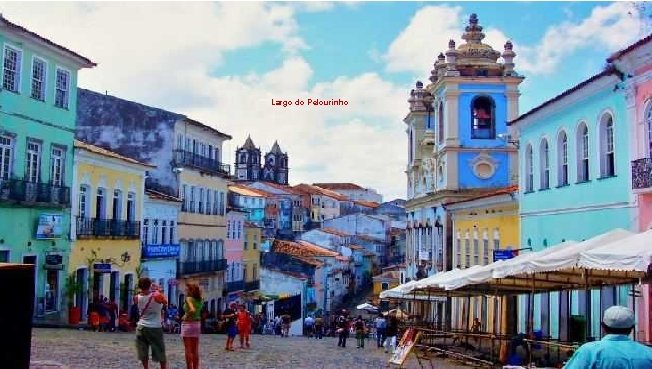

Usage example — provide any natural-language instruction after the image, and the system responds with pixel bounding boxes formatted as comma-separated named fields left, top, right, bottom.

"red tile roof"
left=145, top=189, right=181, bottom=203
left=255, top=181, right=304, bottom=196
left=272, top=239, right=339, bottom=258
left=244, top=221, right=262, bottom=228
left=229, top=184, right=270, bottom=197
left=348, top=244, right=364, bottom=251
left=75, top=140, right=155, bottom=168
left=443, top=185, right=518, bottom=207
left=312, top=183, right=364, bottom=190
left=0, top=16, right=95, bottom=68
left=508, top=66, right=622, bottom=126
left=354, top=200, right=381, bottom=208
left=293, top=183, right=349, bottom=201
left=182, top=117, right=232, bottom=140
left=356, top=235, right=382, bottom=242
left=320, top=228, right=351, bottom=237
left=607, top=33, right=652, bottom=62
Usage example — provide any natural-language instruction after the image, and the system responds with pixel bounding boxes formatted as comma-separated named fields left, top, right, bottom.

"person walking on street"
left=374, top=313, right=386, bottom=348
left=222, top=303, right=238, bottom=351
left=337, top=311, right=349, bottom=348
left=237, top=304, right=253, bottom=348
left=384, top=314, right=399, bottom=354
left=134, top=278, right=168, bottom=369
left=281, top=314, right=291, bottom=337
left=304, top=315, right=315, bottom=338
left=108, top=298, right=119, bottom=332
left=564, top=305, right=652, bottom=368
left=354, top=315, right=366, bottom=349
left=180, top=283, right=203, bottom=369
left=314, top=315, right=324, bottom=339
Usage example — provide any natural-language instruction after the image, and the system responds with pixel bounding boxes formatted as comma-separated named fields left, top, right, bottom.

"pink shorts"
left=180, top=321, right=201, bottom=338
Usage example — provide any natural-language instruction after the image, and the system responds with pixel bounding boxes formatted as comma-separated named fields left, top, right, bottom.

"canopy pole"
left=632, top=282, right=637, bottom=342
left=584, top=268, right=591, bottom=341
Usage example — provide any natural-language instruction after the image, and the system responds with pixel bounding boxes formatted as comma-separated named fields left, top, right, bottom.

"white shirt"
left=136, top=292, right=164, bottom=328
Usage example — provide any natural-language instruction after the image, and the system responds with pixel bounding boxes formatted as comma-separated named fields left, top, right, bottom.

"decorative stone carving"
left=468, top=151, right=498, bottom=179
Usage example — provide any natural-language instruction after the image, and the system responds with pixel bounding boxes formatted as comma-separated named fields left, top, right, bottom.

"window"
left=438, top=101, right=445, bottom=144
left=483, top=239, right=489, bottom=265
left=190, top=186, right=196, bottom=213
left=244, top=240, right=248, bottom=250
left=198, top=188, right=204, bottom=214
left=243, top=265, right=248, bottom=281
left=471, top=96, right=495, bottom=139
left=600, top=114, right=615, bottom=177
left=169, top=221, right=175, bottom=244
left=227, top=221, right=232, bottom=239
left=26, top=141, right=41, bottom=183
left=79, top=186, right=89, bottom=218
left=464, top=237, right=470, bottom=266
left=3, top=46, right=21, bottom=92
left=0, top=135, right=13, bottom=180
left=143, top=219, right=149, bottom=244
left=0, top=250, right=8, bottom=262
left=494, top=239, right=500, bottom=250
left=55, top=68, right=70, bottom=109
left=213, top=191, right=219, bottom=215
left=557, top=131, right=568, bottom=186
left=152, top=220, right=159, bottom=244
left=31, top=57, right=46, bottom=101
left=577, top=123, right=590, bottom=182
left=219, top=192, right=225, bottom=215
left=206, top=189, right=212, bottom=215
left=112, top=190, right=122, bottom=220
left=96, top=188, right=106, bottom=219
left=525, top=144, right=533, bottom=192
left=177, top=134, right=183, bottom=150
left=253, top=264, right=258, bottom=280
left=539, top=139, right=549, bottom=189
left=381, top=282, right=389, bottom=291
left=127, top=192, right=135, bottom=221
left=50, top=146, right=64, bottom=186
left=161, top=220, right=168, bottom=244
left=473, top=238, right=479, bottom=265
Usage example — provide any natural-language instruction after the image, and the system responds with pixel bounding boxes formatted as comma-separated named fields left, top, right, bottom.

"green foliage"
left=65, top=273, right=82, bottom=308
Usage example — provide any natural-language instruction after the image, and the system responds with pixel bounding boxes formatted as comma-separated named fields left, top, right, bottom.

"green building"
left=0, top=15, right=95, bottom=320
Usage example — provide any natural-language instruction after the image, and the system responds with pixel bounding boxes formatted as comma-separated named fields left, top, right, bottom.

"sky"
left=2, top=1, right=650, bottom=201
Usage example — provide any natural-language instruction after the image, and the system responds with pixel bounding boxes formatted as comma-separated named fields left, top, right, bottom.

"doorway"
left=23, top=255, right=37, bottom=316
left=76, top=268, right=89, bottom=321
left=110, top=271, right=120, bottom=309
left=122, top=274, right=133, bottom=311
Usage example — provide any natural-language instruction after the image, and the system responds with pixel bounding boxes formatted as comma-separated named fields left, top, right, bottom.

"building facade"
left=312, top=183, right=383, bottom=203
left=141, top=189, right=182, bottom=306
left=510, top=65, right=633, bottom=340
left=225, top=209, right=246, bottom=306
left=404, top=14, right=523, bottom=288
left=243, top=222, right=261, bottom=293
left=0, top=15, right=95, bottom=320
left=69, top=141, right=149, bottom=319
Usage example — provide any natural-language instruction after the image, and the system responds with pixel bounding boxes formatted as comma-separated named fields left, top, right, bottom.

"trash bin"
left=0, top=263, right=35, bottom=369
left=569, top=315, right=586, bottom=343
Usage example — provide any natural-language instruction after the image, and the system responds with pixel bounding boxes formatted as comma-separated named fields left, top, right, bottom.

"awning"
left=579, top=228, right=652, bottom=272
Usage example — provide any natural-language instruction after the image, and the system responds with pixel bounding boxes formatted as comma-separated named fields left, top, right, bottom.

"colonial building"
left=243, top=222, right=262, bottom=294
left=404, top=14, right=523, bottom=284
left=141, top=189, right=182, bottom=307
left=510, top=63, right=631, bottom=340
left=69, top=141, right=149, bottom=320
left=75, top=90, right=232, bottom=310
left=246, top=181, right=303, bottom=239
left=225, top=209, right=246, bottom=307
left=0, top=15, right=95, bottom=320
left=235, top=136, right=289, bottom=185
left=312, top=183, right=383, bottom=203
left=293, top=183, right=347, bottom=226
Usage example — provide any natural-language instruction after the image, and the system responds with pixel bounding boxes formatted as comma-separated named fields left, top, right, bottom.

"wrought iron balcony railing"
left=76, top=217, right=140, bottom=238
left=178, top=258, right=227, bottom=275
left=173, top=150, right=230, bottom=176
left=226, top=280, right=245, bottom=292
left=244, top=280, right=260, bottom=291
left=632, top=158, right=652, bottom=190
left=0, top=179, right=70, bottom=206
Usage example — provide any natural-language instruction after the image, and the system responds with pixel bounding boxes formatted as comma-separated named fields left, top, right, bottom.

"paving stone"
left=32, top=328, right=468, bottom=369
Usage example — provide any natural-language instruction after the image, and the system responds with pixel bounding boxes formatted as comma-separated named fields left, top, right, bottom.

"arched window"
left=471, top=96, right=495, bottom=139
left=599, top=113, right=615, bottom=177
left=577, top=123, right=590, bottom=182
left=525, top=144, right=533, bottom=192
left=438, top=101, right=445, bottom=145
left=557, top=131, right=569, bottom=186
left=646, top=103, right=652, bottom=158
left=408, top=129, right=413, bottom=163
left=539, top=139, right=549, bottom=189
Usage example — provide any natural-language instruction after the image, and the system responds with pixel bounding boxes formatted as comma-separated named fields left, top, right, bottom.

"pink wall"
left=225, top=211, right=245, bottom=263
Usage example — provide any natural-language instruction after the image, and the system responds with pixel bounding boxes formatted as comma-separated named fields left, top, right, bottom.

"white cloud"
left=0, top=2, right=408, bottom=200
left=384, top=3, right=644, bottom=77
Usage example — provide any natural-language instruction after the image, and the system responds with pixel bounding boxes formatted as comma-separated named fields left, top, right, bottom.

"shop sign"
left=142, top=244, right=180, bottom=259
left=36, top=214, right=63, bottom=239
left=93, top=263, right=112, bottom=273
left=493, top=249, right=516, bottom=262
left=45, top=254, right=63, bottom=265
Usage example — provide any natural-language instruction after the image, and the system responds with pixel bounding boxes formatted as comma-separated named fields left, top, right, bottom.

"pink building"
left=225, top=209, right=246, bottom=306
left=610, top=34, right=652, bottom=342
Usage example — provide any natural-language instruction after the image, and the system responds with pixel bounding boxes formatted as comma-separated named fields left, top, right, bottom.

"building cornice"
left=520, top=201, right=635, bottom=217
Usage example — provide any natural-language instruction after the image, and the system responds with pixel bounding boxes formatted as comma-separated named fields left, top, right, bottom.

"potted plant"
left=65, top=273, right=82, bottom=325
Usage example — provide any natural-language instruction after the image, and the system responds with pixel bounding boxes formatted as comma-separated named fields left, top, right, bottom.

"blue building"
left=509, top=65, right=634, bottom=340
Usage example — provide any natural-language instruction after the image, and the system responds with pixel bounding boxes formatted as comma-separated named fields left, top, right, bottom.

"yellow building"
left=69, top=141, right=152, bottom=318
left=372, top=270, right=401, bottom=296
left=243, top=222, right=262, bottom=292
left=446, top=185, right=519, bottom=334
left=176, top=118, right=231, bottom=312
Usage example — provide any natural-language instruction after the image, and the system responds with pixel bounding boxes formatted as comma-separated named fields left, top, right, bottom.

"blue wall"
left=457, top=151, right=511, bottom=189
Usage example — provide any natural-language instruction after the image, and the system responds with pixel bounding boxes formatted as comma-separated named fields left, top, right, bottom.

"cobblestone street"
left=31, top=329, right=468, bottom=369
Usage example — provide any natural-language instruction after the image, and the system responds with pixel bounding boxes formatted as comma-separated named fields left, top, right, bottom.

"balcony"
left=632, top=158, right=652, bottom=191
left=178, top=258, right=227, bottom=275
left=173, top=150, right=230, bottom=176
left=226, top=280, right=245, bottom=292
left=0, top=179, right=70, bottom=207
left=245, top=280, right=260, bottom=291
left=76, top=217, right=141, bottom=239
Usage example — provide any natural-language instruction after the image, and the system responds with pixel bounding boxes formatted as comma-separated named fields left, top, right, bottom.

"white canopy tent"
left=579, top=228, right=652, bottom=272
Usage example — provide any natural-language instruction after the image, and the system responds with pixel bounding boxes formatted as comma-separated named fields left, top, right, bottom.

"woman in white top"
left=135, top=277, right=168, bottom=369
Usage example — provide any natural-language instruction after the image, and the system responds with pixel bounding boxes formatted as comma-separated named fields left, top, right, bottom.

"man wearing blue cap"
left=564, top=305, right=652, bottom=368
